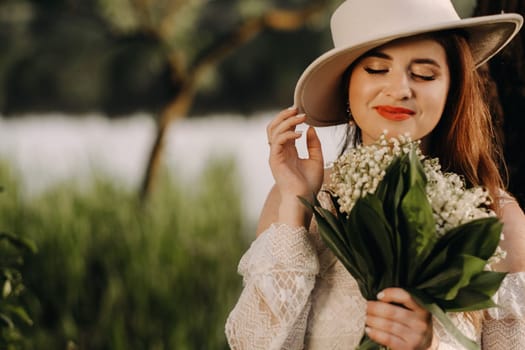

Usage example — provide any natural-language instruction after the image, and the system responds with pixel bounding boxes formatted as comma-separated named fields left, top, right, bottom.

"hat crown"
left=296, top=0, right=522, bottom=126
left=331, top=0, right=460, bottom=48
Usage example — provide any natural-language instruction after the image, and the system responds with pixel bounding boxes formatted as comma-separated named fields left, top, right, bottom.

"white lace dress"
left=225, top=210, right=525, bottom=349
left=226, top=125, right=525, bottom=349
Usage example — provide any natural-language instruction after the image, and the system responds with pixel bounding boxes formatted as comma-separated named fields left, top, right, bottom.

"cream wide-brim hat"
left=294, top=0, right=523, bottom=126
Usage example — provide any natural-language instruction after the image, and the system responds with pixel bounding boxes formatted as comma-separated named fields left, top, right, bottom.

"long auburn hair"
left=427, top=31, right=506, bottom=330
left=343, top=31, right=507, bottom=210
left=342, top=31, right=507, bottom=330
left=426, top=31, right=506, bottom=210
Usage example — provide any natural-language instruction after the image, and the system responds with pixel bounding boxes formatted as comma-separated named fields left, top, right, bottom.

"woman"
left=225, top=0, right=525, bottom=349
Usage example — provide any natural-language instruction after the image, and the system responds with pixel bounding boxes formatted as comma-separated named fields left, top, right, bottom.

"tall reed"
left=0, top=157, right=248, bottom=349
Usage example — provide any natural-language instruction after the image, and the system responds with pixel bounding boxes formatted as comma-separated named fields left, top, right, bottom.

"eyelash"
left=364, top=67, right=388, bottom=74
left=364, top=67, right=435, bottom=81
left=411, top=73, right=435, bottom=81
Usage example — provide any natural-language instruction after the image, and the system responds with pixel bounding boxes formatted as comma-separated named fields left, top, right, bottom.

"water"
left=0, top=112, right=347, bottom=224
left=0, top=112, right=274, bottom=223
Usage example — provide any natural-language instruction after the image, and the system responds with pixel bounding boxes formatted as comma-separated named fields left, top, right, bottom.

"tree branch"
left=140, top=0, right=332, bottom=201
left=189, top=0, right=331, bottom=82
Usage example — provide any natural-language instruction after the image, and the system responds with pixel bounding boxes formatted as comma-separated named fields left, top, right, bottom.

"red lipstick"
left=375, top=106, right=415, bottom=121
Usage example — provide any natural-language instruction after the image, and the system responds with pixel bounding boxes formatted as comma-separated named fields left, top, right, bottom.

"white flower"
left=329, top=134, right=423, bottom=214
left=328, top=133, right=504, bottom=264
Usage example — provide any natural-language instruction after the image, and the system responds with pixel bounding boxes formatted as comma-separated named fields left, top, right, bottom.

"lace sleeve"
left=225, top=223, right=320, bottom=350
left=482, top=272, right=525, bottom=349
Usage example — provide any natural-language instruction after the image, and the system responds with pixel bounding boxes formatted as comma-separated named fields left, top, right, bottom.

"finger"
left=266, top=107, right=298, bottom=139
left=367, top=301, right=416, bottom=325
left=305, top=127, right=323, bottom=163
left=269, top=113, right=306, bottom=143
left=366, top=314, right=408, bottom=336
left=367, top=300, right=428, bottom=333
left=270, top=130, right=303, bottom=153
left=366, top=313, right=431, bottom=349
left=365, top=325, right=406, bottom=350
left=377, top=288, right=427, bottom=315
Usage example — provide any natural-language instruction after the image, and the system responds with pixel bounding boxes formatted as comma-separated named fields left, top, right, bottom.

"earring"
left=346, top=120, right=357, bottom=149
left=345, top=102, right=361, bottom=148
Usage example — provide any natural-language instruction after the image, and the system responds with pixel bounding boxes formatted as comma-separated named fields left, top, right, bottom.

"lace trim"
left=487, top=272, right=525, bottom=320
left=226, top=212, right=525, bottom=349
left=482, top=318, right=525, bottom=349
left=238, top=223, right=319, bottom=282
left=226, top=223, right=319, bottom=349
left=496, top=190, right=517, bottom=208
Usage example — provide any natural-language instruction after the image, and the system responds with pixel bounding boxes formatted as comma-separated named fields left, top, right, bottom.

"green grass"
left=0, top=158, right=249, bottom=349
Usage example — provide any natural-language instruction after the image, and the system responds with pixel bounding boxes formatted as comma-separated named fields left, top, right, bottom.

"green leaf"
left=314, top=205, right=357, bottom=264
left=328, top=194, right=352, bottom=244
left=3, top=305, right=32, bottom=326
left=416, top=217, right=502, bottom=284
left=437, top=271, right=506, bottom=311
left=349, top=195, right=396, bottom=291
left=301, top=194, right=375, bottom=297
left=356, top=333, right=386, bottom=350
left=317, top=206, right=351, bottom=252
left=417, top=254, right=486, bottom=300
left=313, top=211, right=370, bottom=295
left=0, top=232, right=37, bottom=254
left=400, top=182, right=437, bottom=283
left=438, top=289, right=497, bottom=312
left=374, top=154, right=408, bottom=286
left=374, top=149, right=428, bottom=285
left=374, top=155, right=405, bottom=230
left=0, top=313, right=14, bottom=329
left=328, top=195, right=381, bottom=284
left=466, top=271, right=507, bottom=296
left=313, top=211, right=353, bottom=265
left=406, top=148, right=428, bottom=187
left=415, top=243, right=451, bottom=285
left=298, top=195, right=315, bottom=212
left=433, top=218, right=501, bottom=260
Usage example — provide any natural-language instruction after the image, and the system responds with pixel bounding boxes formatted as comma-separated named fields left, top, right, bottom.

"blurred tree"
left=452, top=0, right=477, bottom=17
left=95, top=0, right=341, bottom=199
left=0, top=0, right=339, bottom=199
left=1, top=0, right=522, bottom=206
left=0, top=0, right=174, bottom=115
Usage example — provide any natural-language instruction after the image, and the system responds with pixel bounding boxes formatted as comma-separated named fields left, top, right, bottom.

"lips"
left=375, top=106, right=415, bottom=121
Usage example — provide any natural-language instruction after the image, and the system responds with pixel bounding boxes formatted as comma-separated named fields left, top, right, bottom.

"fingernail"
left=288, top=106, right=297, bottom=110
left=364, top=327, right=371, bottom=334
left=296, top=113, right=306, bottom=118
left=377, top=291, right=385, bottom=300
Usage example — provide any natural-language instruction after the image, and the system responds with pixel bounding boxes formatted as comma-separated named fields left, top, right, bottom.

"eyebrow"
left=362, top=51, right=443, bottom=68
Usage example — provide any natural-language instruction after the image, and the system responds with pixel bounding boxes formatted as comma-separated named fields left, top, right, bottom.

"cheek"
left=347, top=75, right=358, bottom=107
left=348, top=74, right=373, bottom=112
left=424, top=85, right=449, bottom=119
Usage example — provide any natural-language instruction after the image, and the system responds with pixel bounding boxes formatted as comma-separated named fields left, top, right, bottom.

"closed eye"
left=411, top=72, right=435, bottom=81
left=364, top=67, right=389, bottom=74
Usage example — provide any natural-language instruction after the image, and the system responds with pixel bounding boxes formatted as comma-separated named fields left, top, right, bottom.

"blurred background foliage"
left=0, top=158, right=247, bottom=349
left=0, top=0, right=516, bottom=119
left=0, top=0, right=339, bottom=116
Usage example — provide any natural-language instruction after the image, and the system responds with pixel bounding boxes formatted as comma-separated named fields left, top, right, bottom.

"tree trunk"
left=139, top=83, right=195, bottom=201
left=139, top=1, right=332, bottom=202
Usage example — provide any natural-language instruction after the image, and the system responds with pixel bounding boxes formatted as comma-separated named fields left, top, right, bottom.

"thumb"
left=306, top=126, right=323, bottom=163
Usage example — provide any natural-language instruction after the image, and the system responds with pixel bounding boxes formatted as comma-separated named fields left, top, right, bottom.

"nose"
left=383, top=71, right=413, bottom=100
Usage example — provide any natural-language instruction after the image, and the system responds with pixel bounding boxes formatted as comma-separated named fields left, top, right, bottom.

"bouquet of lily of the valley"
left=300, top=135, right=506, bottom=350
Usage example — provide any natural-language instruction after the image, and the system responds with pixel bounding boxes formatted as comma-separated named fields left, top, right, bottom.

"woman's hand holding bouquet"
left=301, top=135, right=506, bottom=350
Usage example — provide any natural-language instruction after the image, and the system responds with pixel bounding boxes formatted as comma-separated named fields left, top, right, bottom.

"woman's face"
left=348, top=36, right=450, bottom=145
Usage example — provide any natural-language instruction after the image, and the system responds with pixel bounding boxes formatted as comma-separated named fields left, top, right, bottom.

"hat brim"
left=294, top=14, right=523, bottom=126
